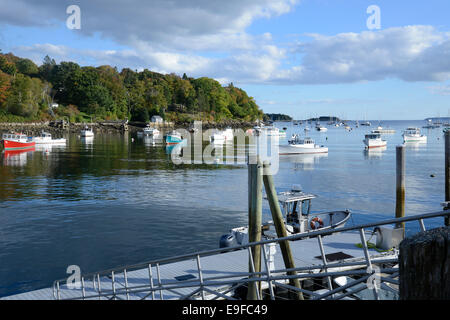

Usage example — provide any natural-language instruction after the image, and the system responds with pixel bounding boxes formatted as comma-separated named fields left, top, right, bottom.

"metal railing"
left=52, top=209, right=450, bottom=300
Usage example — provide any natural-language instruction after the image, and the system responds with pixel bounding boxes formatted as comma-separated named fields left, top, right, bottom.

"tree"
left=16, top=58, right=39, bottom=76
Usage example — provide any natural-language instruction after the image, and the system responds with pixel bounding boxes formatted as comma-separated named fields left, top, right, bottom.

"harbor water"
left=0, top=120, right=446, bottom=297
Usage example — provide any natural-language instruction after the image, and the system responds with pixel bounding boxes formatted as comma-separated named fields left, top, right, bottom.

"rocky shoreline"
left=0, top=120, right=258, bottom=136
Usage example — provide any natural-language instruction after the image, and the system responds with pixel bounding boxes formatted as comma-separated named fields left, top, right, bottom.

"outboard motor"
left=219, top=233, right=236, bottom=248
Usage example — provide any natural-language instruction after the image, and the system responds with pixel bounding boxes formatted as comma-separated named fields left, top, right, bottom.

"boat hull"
left=363, top=140, right=387, bottom=149
left=279, top=145, right=328, bottom=155
left=2, top=139, right=36, bottom=150
left=33, top=138, right=67, bottom=144
left=403, top=135, right=427, bottom=143
left=165, top=135, right=182, bottom=145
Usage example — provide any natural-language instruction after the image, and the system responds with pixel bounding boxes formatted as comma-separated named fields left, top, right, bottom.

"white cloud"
left=273, top=26, right=450, bottom=84
left=3, top=1, right=450, bottom=87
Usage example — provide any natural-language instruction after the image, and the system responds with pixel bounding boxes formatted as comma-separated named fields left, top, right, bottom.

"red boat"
left=1, top=133, right=35, bottom=150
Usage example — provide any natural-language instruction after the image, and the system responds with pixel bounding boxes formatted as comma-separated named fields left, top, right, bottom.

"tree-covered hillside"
left=0, top=52, right=264, bottom=123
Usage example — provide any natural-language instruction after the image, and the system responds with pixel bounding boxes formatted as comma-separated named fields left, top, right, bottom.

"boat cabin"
left=276, top=190, right=317, bottom=233
left=403, top=127, right=420, bottom=135
left=288, top=135, right=315, bottom=146
left=2, top=133, right=29, bottom=142
left=365, top=133, right=381, bottom=140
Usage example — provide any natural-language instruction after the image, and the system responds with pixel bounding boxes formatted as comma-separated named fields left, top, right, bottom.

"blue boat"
left=165, top=131, right=183, bottom=145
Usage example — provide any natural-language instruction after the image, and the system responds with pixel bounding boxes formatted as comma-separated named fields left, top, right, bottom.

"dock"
left=1, top=229, right=398, bottom=300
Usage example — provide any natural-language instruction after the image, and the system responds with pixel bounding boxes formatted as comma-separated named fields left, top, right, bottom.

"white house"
left=151, top=115, right=163, bottom=123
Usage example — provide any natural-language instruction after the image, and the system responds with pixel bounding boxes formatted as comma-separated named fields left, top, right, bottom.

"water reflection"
left=279, top=153, right=328, bottom=170
left=403, top=141, right=427, bottom=151
left=81, top=136, right=94, bottom=147
left=2, top=148, right=35, bottom=167
left=363, top=146, right=387, bottom=159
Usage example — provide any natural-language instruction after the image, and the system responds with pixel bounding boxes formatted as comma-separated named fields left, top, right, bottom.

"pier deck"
left=2, top=229, right=395, bottom=300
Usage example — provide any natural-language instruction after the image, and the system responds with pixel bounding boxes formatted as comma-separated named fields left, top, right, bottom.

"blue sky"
left=1, top=0, right=449, bottom=120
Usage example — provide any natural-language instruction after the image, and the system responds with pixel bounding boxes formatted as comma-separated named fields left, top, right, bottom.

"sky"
left=1, top=0, right=450, bottom=120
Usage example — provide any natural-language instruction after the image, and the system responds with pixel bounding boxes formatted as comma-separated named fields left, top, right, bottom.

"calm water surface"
left=0, top=120, right=446, bottom=296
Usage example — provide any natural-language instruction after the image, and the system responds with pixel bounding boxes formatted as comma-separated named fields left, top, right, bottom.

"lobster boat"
left=279, top=135, right=328, bottom=155
left=220, top=187, right=351, bottom=248
left=165, top=131, right=183, bottom=145
left=32, top=131, right=66, bottom=144
left=1, top=133, right=35, bottom=150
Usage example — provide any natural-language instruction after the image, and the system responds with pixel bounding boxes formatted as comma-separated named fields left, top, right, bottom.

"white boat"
left=32, top=131, right=66, bottom=144
left=363, top=132, right=387, bottom=149
left=80, top=126, right=94, bottom=137
left=402, top=127, right=427, bottom=143
left=279, top=134, right=328, bottom=155
left=144, top=126, right=159, bottom=136
left=210, top=131, right=225, bottom=142
left=219, top=187, right=351, bottom=247
left=222, top=128, right=234, bottom=140
left=315, top=123, right=328, bottom=132
left=372, top=126, right=396, bottom=134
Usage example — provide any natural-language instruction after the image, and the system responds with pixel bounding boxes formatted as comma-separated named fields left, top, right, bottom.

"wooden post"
left=445, top=132, right=450, bottom=226
left=247, top=157, right=262, bottom=300
left=396, top=145, right=405, bottom=231
left=399, top=226, right=450, bottom=299
left=262, top=162, right=304, bottom=300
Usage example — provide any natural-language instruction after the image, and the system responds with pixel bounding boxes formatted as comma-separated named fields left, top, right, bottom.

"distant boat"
left=361, top=121, right=371, bottom=126
left=279, top=134, right=328, bottom=155
left=423, top=119, right=440, bottom=129
left=315, top=123, right=328, bottom=132
left=165, top=131, right=183, bottom=145
left=371, top=126, right=396, bottom=134
left=402, top=127, right=427, bottom=143
left=138, top=124, right=159, bottom=137
left=363, top=132, right=387, bottom=149
left=222, top=128, right=234, bottom=140
left=32, top=131, right=66, bottom=144
left=210, top=131, right=225, bottom=142
left=81, top=126, right=94, bottom=137
left=1, top=133, right=35, bottom=150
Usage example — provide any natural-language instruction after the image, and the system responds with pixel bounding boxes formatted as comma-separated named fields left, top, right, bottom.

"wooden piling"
left=445, top=132, right=450, bottom=226
left=262, top=162, right=304, bottom=300
left=396, top=145, right=405, bottom=231
left=399, top=226, right=450, bottom=299
left=247, top=156, right=262, bottom=300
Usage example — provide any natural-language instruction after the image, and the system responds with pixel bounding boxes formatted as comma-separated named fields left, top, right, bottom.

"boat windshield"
left=301, top=199, right=311, bottom=215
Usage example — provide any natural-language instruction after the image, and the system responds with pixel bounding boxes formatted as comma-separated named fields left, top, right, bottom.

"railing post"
left=261, top=244, right=275, bottom=300
left=148, top=264, right=155, bottom=300
left=262, top=161, right=304, bottom=300
left=196, top=255, right=205, bottom=300
left=445, top=131, right=450, bottom=226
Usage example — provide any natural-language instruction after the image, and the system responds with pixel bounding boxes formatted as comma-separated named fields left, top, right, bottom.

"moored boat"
left=279, top=134, right=328, bottom=155
left=1, top=133, right=35, bottom=150
left=81, top=126, right=94, bottom=137
left=402, top=127, right=427, bottom=143
left=220, top=187, right=351, bottom=247
left=165, top=131, right=183, bottom=145
left=32, top=131, right=66, bottom=144
left=363, top=132, right=387, bottom=149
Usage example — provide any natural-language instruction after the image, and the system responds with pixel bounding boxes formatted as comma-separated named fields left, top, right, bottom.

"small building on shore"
left=151, top=115, right=163, bottom=123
